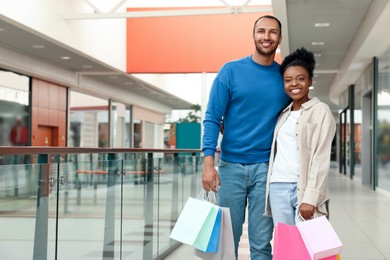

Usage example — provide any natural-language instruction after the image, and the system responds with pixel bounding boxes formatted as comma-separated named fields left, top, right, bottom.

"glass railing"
left=0, top=147, right=203, bottom=260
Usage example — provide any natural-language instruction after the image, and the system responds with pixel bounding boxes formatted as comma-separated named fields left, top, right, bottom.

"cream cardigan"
left=264, top=97, right=336, bottom=217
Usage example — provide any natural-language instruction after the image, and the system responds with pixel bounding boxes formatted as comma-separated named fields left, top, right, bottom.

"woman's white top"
left=269, top=110, right=300, bottom=183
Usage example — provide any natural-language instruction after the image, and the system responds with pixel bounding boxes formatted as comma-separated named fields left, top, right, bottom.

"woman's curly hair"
left=279, top=47, right=316, bottom=79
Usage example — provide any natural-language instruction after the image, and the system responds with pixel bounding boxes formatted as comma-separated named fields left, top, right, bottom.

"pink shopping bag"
left=273, top=223, right=338, bottom=260
left=296, top=216, right=343, bottom=260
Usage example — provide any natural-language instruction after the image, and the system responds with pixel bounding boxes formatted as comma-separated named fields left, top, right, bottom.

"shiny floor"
left=164, top=163, right=390, bottom=260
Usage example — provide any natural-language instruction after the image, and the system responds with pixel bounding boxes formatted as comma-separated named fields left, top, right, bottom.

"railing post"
left=33, top=153, right=50, bottom=260
left=170, top=153, right=179, bottom=227
left=102, top=153, right=117, bottom=259
left=143, top=152, right=154, bottom=260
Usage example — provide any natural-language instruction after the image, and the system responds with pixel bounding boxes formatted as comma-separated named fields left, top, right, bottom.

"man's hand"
left=299, top=203, right=316, bottom=220
left=202, top=156, right=220, bottom=193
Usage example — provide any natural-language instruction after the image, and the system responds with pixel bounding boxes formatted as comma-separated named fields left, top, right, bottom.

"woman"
left=264, top=47, right=336, bottom=226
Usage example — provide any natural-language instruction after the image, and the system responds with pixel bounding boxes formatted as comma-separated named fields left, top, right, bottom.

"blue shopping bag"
left=170, top=197, right=221, bottom=252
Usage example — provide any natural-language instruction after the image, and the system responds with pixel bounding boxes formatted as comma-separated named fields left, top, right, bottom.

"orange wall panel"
left=31, top=79, right=67, bottom=146
left=126, top=8, right=280, bottom=73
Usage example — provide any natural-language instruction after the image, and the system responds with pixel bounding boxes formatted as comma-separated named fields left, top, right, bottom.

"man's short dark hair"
left=253, top=15, right=282, bottom=36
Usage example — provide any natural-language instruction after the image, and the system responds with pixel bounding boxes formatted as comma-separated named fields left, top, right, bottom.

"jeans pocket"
left=218, top=159, right=228, bottom=168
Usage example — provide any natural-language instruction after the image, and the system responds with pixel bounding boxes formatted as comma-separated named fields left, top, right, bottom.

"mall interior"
left=1, top=0, right=390, bottom=259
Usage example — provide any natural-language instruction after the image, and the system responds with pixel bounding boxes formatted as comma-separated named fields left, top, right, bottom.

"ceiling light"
left=314, top=53, right=322, bottom=57
left=82, top=65, right=93, bottom=69
left=60, top=56, right=71, bottom=60
left=309, top=86, right=314, bottom=90
left=314, top=23, right=330, bottom=27
left=312, top=42, right=324, bottom=46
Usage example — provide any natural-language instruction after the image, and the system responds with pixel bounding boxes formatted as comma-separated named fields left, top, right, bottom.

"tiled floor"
left=163, top=164, right=390, bottom=260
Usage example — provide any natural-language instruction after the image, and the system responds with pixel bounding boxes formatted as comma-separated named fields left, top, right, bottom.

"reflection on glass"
left=69, top=91, right=109, bottom=147
left=0, top=71, right=30, bottom=146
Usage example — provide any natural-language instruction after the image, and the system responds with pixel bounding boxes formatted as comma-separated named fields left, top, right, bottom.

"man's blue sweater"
left=202, top=56, right=290, bottom=164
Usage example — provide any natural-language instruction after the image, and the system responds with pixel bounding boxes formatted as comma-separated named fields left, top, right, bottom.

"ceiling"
left=0, top=14, right=193, bottom=110
left=1, top=0, right=390, bottom=112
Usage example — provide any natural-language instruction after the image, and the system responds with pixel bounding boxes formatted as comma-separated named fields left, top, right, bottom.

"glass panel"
left=69, top=91, right=109, bottom=147
left=121, top=153, right=154, bottom=259
left=0, top=71, right=30, bottom=146
left=125, top=105, right=132, bottom=148
left=55, top=154, right=122, bottom=259
left=0, top=150, right=204, bottom=259
left=377, top=48, right=390, bottom=191
left=0, top=161, right=56, bottom=259
left=354, top=110, right=362, bottom=180
left=133, top=120, right=142, bottom=148
left=111, top=101, right=127, bottom=148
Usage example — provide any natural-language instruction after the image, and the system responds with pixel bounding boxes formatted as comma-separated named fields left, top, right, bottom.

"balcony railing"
left=0, top=147, right=203, bottom=260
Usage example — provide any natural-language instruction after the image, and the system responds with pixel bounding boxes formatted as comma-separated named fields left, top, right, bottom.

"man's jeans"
left=218, top=160, right=273, bottom=260
left=269, top=182, right=298, bottom=226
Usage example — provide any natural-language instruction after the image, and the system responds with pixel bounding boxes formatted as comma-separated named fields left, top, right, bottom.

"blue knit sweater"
left=202, top=56, right=290, bottom=164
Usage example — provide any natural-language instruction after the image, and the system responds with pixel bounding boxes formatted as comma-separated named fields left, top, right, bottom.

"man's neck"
left=252, top=52, right=275, bottom=66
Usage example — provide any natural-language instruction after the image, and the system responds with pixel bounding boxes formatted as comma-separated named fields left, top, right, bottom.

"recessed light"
left=314, top=53, right=322, bottom=57
left=60, top=56, right=71, bottom=60
left=312, top=42, right=325, bottom=46
left=309, top=86, right=315, bottom=90
left=314, top=22, right=330, bottom=27
left=32, top=45, right=45, bottom=49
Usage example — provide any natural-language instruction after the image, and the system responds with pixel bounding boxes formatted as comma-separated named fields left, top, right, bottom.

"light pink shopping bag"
left=296, top=216, right=343, bottom=259
left=273, top=223, right=339, bottom=260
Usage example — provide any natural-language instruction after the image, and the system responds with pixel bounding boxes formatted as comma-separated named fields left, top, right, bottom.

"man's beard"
left=255, top=42, right=277, bottom=56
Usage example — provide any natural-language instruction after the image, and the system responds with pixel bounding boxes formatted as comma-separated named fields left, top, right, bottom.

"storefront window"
left=69, top=91, right=109, bottom=147
left=377, top=48, right=390, bottom=191
left=354, top=84, right=362, bottom=180
left=111, top=101, right=132, bottom=148
left=0, top=71, right=30, bottom=146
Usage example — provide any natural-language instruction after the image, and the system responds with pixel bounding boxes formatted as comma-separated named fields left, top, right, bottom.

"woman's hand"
left=299, top=203, right=316, bottom=220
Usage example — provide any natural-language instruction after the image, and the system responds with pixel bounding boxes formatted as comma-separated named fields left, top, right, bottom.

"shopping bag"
left=273, top=223, right=338, bottom=260
left=296, top=216, right=343, bottom=260
left=201, top=208, right=221, bottom=252
left=169, top=197, right=221, bottom=252
left=194, top=207, right=235, bottom=260
left=273, top=223, right=312, bottom=260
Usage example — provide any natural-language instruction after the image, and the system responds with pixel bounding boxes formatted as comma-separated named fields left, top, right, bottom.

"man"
left=201, top=15, right=290, bottom=259
left=9, top=117, right=28, bottom=146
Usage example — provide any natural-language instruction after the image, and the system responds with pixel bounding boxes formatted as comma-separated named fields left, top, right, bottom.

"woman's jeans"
left=218, top=160, right=273, bottom=260
left=269, top=182, right=298, bottom=226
